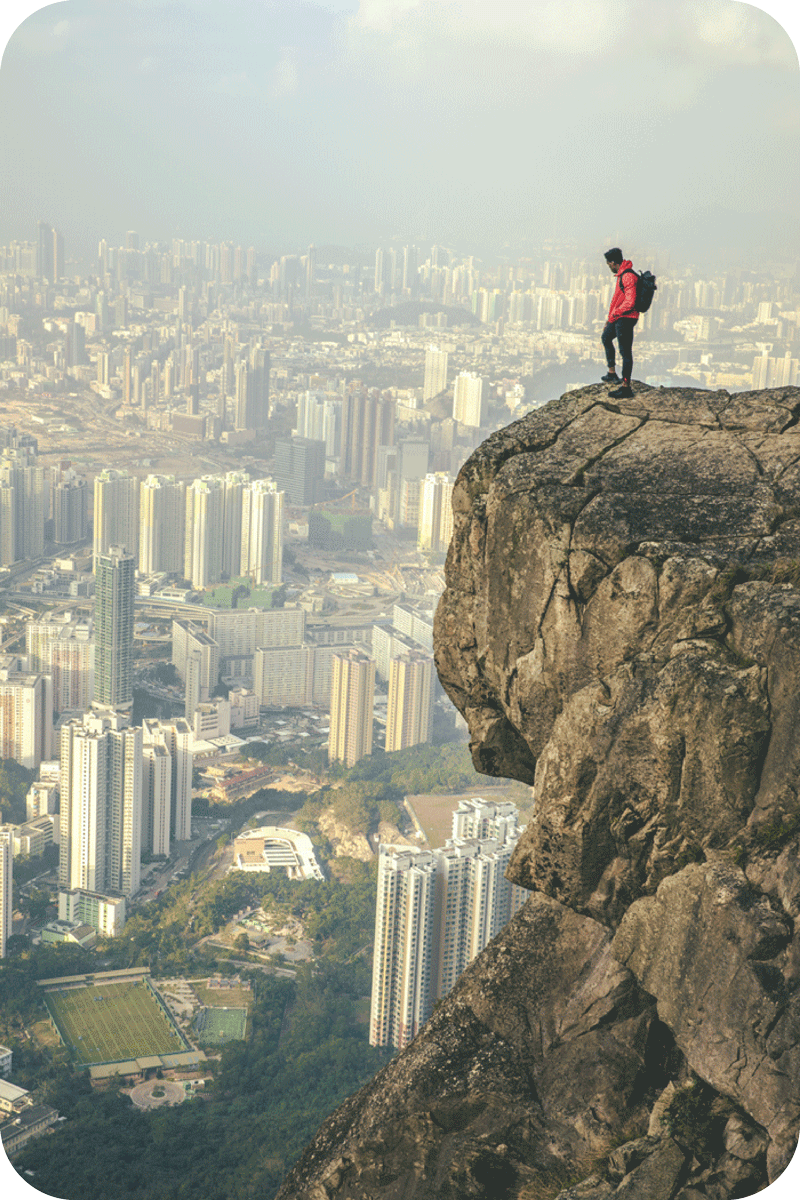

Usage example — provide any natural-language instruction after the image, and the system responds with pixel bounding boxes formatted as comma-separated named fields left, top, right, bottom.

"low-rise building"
left=40, top=919, right=96, bottom=947
left=1, top=1102, right=60, bottom=1157
left=231, top=826, right=324, bottom=881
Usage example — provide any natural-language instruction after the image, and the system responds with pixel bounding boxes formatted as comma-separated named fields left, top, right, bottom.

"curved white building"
left=232, top=827, right=323, bottom=881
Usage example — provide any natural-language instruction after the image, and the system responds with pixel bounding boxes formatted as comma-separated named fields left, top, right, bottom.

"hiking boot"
left=601, top=371, right=620, bottom=383
left=609, top=383, right=634, bottom=399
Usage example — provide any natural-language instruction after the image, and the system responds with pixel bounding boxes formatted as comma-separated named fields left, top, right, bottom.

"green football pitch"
left=193, top=1006, right=247, bottom=1046
left=44, top=981, right=188, bottom=1065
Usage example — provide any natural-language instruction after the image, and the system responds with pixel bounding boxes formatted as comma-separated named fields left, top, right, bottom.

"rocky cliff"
left=276, top=384, right=800, bottom=1200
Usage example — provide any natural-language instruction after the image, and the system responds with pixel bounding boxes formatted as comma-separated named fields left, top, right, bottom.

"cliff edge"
left=277, top=384, right=800, bottom=1200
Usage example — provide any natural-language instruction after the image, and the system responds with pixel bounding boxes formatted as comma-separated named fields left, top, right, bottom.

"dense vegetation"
left=12, top=962, right=388, bottom=1200
left=0, top=757, right=36, bottom=823
left=1, top=741, right=511, bottom=1198
left=4, top=858, right=384, bottom=1199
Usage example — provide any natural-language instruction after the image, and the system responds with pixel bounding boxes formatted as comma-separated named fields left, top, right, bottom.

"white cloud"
left=347, top=0, right=796, bottom=69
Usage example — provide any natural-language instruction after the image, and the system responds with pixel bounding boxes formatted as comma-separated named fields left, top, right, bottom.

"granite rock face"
left=277, top=386, right=800, bottom=1200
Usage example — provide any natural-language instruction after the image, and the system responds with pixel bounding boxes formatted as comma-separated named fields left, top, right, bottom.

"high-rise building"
left=370, top=800, right=527, bottom=1049
left=329, top=648, right=375, bottom=767
left=453, top=371, right=485, bottom=427
left=141, top=717, right=194, bottom=853
left=341, top=389, right=395, bottom=485
left=417, top=472, right=454, bottom=553
left=184, top=476, right=224, bottom=589
left=274, top=437, right=325, bottom=506
left=52, top=476, right=89, bottom=545
left=240, top=478, right=283, bottom=586
left=254, top=645, right=315, bottom=707
left=0, top=445, right=45, bottom=564
left=37, top=220, right=54, bottom=282
left=369, top=846, right=437, bottom=1049
left=296, top=391, right=342, bottom=462
left=139, top=475, right=186, bottom=575
left=59, top=709, right=142, bottom=900
left=93, top=469, right=139, bottom=564
left=0, top=483, right=15, bottom=568
left=171, top=620, right=219, bottom=720
left=27, top=612, right=94, bottom=716
left=451, top=797, right=522, bottom=843
left=423, top=345, right=448, bottom=401
left=221, top=471, right=250, bottom=579
left=152, top=718, right=193, bottom=842
left=0, top=659, right=52, bottom=769
left=234, top=347, right=270, bottom=432
left=385, top=651, right=435, bottom=752
left=0, top=831, right=11, bottom=958
left=94, top=546, right=135, bottom=710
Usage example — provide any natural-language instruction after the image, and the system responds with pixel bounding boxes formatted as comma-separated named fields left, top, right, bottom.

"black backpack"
left=619, top=267, right=657, bottom=313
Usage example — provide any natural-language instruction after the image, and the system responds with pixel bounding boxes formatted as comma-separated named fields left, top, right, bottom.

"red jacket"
left=607, top=260, right=639, bottom=322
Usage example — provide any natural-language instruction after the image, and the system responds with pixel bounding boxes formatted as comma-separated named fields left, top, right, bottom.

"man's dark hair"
left=604, top=247, right=623, bottom=263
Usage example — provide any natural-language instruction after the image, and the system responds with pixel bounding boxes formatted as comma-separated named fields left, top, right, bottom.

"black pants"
left=602, top=318, right=637, bottom=382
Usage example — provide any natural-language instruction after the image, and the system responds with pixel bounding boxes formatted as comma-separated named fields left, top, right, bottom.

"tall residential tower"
left=94, top=546, right=135, bottom=710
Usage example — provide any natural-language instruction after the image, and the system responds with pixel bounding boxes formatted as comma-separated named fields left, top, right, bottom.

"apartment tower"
left=94, top=546, right=135, bottom=710
left=417, top=472, right=454, bottom=553
left=423, top=345, right=448, bottom=401
left=93, top=468, right=139, bottom=564
left=385, top=651, right=434, bottom=753
left=59, top=709, right=142, bottom=899
left=241, top=478, right=283, bottom=586
left=329, top=648, right=375, bottom=767
left=139, top=475, right=186, bottom=575
left=370, top=800, right=527, bottom=1049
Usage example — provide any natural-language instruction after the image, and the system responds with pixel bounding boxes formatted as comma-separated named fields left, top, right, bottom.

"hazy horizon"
left=0, top=1, right=798, bottom=269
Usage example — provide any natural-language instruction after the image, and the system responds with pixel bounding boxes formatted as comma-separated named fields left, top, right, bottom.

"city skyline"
left=1, top=3, right=800, bottom=1197
left=0, top=3, right=797, bottom=265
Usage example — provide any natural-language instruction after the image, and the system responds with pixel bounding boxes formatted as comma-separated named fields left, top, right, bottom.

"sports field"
left=44, top=981, right=188, bottom=1065
left=193, top=1006, right=247, bottom=1046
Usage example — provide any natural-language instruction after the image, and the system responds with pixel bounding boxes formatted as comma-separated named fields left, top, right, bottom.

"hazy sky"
left=0, top=1, right=798, bottom=264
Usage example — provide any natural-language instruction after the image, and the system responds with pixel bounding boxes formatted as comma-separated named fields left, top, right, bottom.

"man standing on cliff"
left=601, top=248, right=638, bottom=399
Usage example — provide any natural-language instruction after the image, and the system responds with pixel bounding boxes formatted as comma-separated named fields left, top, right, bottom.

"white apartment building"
left=142, top=717, right=193, bottom=843
left=452, top=371, right=485, bottom=428
left=93, top=468, right=139, bottom=563
left=0, top=660, right=52, bottom=769
left=27, top=611, right=94, bottom=716
left=229, top=688, right=259, bottom=728
left=221, top=471, right=251, bottom=579
left=329, top=648, right=375, bottom=767
left=254, top=645, right=315, bottom=707
left=184, top=475, right=224, bottom=589
left=192, top=699, right=231, bottom=742
left=417, top=471, right=454, bottom=553
left=26, top=780, right=58, bottom=821
left=139, top=475, right=186, bottom=575
left=58, top=889, right=126, bottom=938
left=59, top=710, right=142, bottom=901
left=423, top=345, right=448, bottom=401
left=385, top=651, right=434, bottom=753
left=241, top=478, right=283, bottom=586
left=370, top=846, right=438, bottom=1050
left=370, top=800, right=528, bottom=1050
